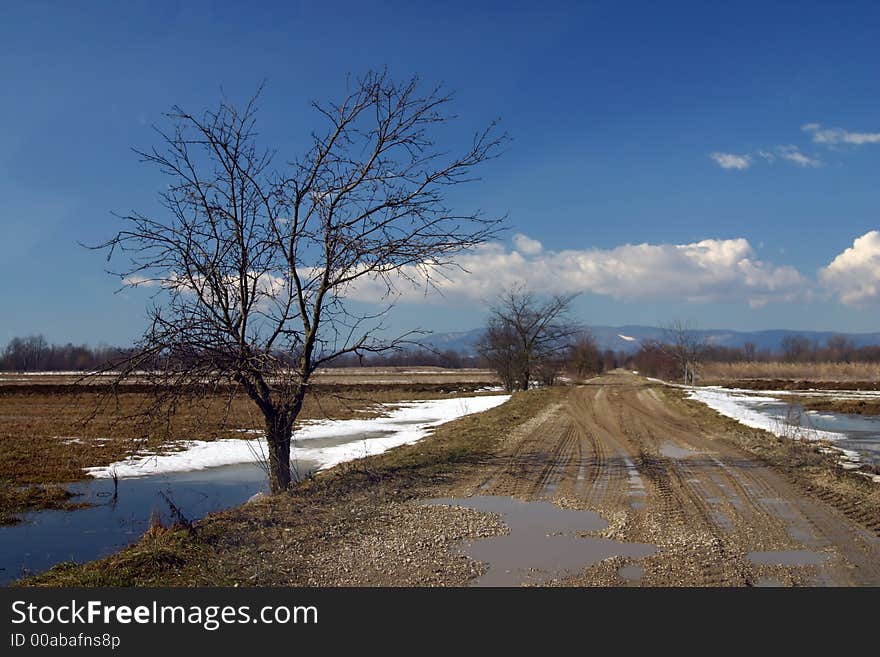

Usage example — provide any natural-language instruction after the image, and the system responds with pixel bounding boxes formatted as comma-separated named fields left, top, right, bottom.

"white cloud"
left=775, top=145, right=821, bottom=168
left=802, top=123, right=880, bottom=146
left=709, top=152, right=752, bottom=170
left=819, top=231, right=880, bottom=305
left=347, top=236, right=808, bottom=308
left=735, top=145, right=821, bottom=168
left=121, top=274, right=156, bottom=287
left=512, top=233, right=543, bottom=255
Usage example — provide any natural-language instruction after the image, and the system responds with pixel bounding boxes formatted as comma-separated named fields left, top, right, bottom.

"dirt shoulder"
left=20, top=374, right=880, bottom=587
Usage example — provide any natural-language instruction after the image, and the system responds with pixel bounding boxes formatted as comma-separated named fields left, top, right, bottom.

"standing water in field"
left=688, top=388, right=880, bottom=466
left=0, top=463, right=274, bottom=585
left=0, top=394, right=509, bottom=584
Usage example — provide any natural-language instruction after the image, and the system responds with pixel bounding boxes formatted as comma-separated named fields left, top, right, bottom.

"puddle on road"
left=422, top=496, right=657, bottom=586
left=747, top=550, right=829, bottom=566
left=618, top=564, right=644, bottom=582
left=710, top=509, right=734, bottom=532
left=659, top=443, right=699, bottom=459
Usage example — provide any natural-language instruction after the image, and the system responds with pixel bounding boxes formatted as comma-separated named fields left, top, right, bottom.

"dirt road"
left=449, top=372, right=880, bottom=586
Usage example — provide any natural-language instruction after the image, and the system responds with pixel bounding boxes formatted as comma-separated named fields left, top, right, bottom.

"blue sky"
left=1, top=0, right=879, bottom=345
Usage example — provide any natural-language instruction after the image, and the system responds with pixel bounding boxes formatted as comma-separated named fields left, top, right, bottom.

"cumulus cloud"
left=803, top=123, right=880, bottom=146
left=347, top=236, right=808, bottom=308
left=819, top=231, right=880, bottom=305
left=512, top=233, right=543, bottom=255
left=709, top=152, right=752, bottom=170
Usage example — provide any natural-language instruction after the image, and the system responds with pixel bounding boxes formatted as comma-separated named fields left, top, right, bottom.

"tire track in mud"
left=614, top=377, right=880, bottom=585
left=611, top=398, right=753, bottom=585
left=449, top=373, right=880, bottom=585
left=470, top=404, right=577, bottom=500
left=567, top=387, right=638, bottom=511
left=620, top=388, right=834, bottom=582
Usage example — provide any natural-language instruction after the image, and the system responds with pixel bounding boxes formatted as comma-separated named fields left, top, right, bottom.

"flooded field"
left=689, top=386, right=880, bottom=467
left=0, top=463, right=278, bottom=584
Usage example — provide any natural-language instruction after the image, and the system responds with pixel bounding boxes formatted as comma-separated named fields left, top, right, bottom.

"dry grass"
left=0, top=381, right=494, bottom=488
left=0, top=367, right=498, bottom=387
left=701, top=361, right=880, bottom=383
left=790, top=397, right=880, bottom=416
left=0, top=482, right=88, bottom=525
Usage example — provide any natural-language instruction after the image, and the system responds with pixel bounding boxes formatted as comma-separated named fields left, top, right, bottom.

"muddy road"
left=447, top=372, right=880, bottom=586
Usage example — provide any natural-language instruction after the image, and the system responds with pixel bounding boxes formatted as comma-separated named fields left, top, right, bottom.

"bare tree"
left=476, top=318, right=519, bottom=391
left=99, top=72, right=506, bottom=493
left=567, top=332, right=603, bottom=380
left=478, top=287, right=577, bottom=391
left=662, top=320, right=705, bottom=386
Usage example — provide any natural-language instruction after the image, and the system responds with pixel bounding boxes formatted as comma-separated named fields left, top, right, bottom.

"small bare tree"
left=99, top=72, right=506, bottom=493
left=662, top=320, right=705, bottom=386
left=476, top=319, right=519, bottom=391
left=567, top=332, right=603, bottom=380
left=478, top=287, right=577, bottom=391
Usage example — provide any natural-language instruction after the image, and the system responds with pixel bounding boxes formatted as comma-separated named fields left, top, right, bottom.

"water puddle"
left=422, top=496, right=657, bottom=586
left=621, top=455, right=647, bottom=510
left=710, top=509, right=734, bottom=532
left=747, top=549, right=829, bottom=566
left=659, top=443, right=699, bottom=459
left=618, top=564, right=643, bottom=582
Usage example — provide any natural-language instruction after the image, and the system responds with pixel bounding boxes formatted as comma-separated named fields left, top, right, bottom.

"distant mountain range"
left=420, top=326, right=880, bottom=355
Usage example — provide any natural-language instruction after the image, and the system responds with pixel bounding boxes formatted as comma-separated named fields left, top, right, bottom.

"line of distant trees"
left=3, top=332, right=879, bottom=375
left=0, top=335, right=134, bottom=372
left=0, top=334, right=484, bottom=373
left=628, top=333, right=880, bottom=381
left=0, top=330, right=619, bottom=376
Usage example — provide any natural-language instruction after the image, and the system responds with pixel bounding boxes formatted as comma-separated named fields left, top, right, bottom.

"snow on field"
left=686, top=387, right=846, bottom=443
left=86, top=394, right=510, bottom=479
left=649, top=377, right=880, bottom=401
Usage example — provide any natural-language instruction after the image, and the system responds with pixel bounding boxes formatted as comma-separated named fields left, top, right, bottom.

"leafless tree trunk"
left=662, top=320, right=705, bottom=386
left=567, top=332, right=603, bottom=380
left=97, top=72, right=507, bottom=493
left=478, top=286, right=577, bottom=391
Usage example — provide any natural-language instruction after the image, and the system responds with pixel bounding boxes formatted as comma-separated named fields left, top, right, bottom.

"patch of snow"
left=617, top=334, right=637, bottom=342
left=685, top=386, right=880, bottom=480
left=86, top=394, right=510, bottom=479
left=686, top=388, right=845, bottom=442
